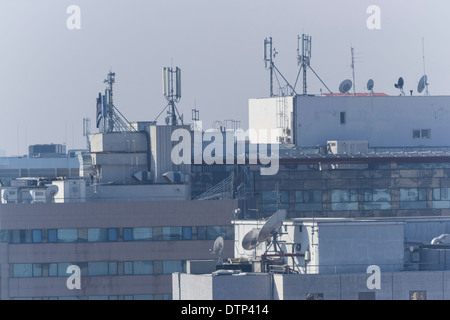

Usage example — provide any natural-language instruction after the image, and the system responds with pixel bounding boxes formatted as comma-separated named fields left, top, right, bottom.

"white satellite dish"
left=339, top=80, right=353, bottom=94
left=242, top=228, right=261, bottom=251
left=213, top=236, right=224, bottom=256
left=257, top=209, right=287, bottom=243
left=2, top=190, right=8, bottom=201
left=210, top=236, right=224, bottom=265
left=367, top=79, right=374, bottom=92
left=45, top=185, right=59, bottom=198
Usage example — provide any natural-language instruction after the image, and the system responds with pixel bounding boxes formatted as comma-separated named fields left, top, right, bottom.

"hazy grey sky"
left=0, top=0, right=449, bottom=156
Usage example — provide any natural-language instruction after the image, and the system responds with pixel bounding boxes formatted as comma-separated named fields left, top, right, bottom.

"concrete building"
left=0, top=199, right=238, bottom=300
left=249, top=95, right=450, bottom=148
left=174, top=217, right=450, bottom=300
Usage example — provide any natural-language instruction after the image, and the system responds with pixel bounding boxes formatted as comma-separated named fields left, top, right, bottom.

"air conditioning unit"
left=30, top=189, right=46, bottom=203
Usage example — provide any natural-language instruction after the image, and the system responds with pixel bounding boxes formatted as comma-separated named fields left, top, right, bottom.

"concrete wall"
left=316, top=221, right=405, bottom=274
left=174, top=270, right=450, bottom=300
left=295, top=95, right=450, bottom=148
left=248, top=97, right=294, bottom=144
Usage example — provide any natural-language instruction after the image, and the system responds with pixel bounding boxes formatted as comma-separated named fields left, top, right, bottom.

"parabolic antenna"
left=394, top=77, right=404, bottom=89
left=257, top=209, right=287, bottom=243
left=242, top=228, right=261, bottom=250
left=2, top=191, right=8, bottom=201
left=418, top=75, right=427, bottom=94
left=339, top=80, right=353, bottom=94
left=45, top=185, right=59, bottom=198
left=212, top=236, right=224, bottom=256
left=367, top=79, right=374, bottom=91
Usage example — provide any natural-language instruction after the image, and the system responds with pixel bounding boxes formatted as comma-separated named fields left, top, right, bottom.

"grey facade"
left=0, top=199, right=238, bottom=300
left=173, top=270, right=450, bottom=300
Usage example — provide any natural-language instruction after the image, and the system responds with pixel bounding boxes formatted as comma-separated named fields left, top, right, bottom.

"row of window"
left=12, top=260, right=186, bottom=278
left=262, top=188, right=450, bottom=212
left=306, top=290, right=426, bottom=300
left=1, top=225, right=233, bottom=244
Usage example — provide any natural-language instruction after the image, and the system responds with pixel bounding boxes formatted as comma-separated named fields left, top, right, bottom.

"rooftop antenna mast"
left=294, top=34, right=332, bottom=95
left=420, top=37, right=430, bottom=96
left=351, top=47, right=356, bottom=95
left=96, top=71, right=136, bottom=133
left=264, top=37, right=297, bottom=97
left=157, top=66, right=184, bottom=125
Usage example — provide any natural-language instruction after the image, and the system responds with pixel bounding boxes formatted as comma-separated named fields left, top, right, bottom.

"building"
left=173, top=216, right=450, bottom=300
left=0, top=199, right=238, bottom=300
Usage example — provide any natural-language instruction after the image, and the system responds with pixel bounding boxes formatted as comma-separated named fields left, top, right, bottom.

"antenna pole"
left=351, top=47, right=356, bottom=95
left=264, top=37, right=274, bottom=97
left=422, top=37, right=430, bottom=96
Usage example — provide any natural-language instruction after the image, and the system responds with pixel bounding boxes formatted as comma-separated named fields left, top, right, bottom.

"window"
left=48, top=230, right=57, bottom=243
left=88, top=262, right=109, bottom=276
left=32, top=230, right=42, bottom=243
left=182, top=227, right=192, bottom=240
left=432, top=188, right=450, bottom=208
left=207, top=226, right=226, bottom=240
left=13, top=264, right=33, bottom=278
left=306, top=293, right=324, bottom=300
left=295, top=190, right=322, bottom=211
left=133, top=228, right=153, bottom=241
left=358, top=292, right=376, bottom=300
left=108, top=228, right=118, bottom=241
left=400, top=188, right=427, bottom=209
left=197, top=226, right=207, bottom=240
left=57, top=229, right=78, bottom=243
left=331, top=190, right=358, bottom=210
left=413, top=129, right=431, bottom=139
left=163, top=227, right=182, bottom=241
left=410, top=291, right=426, bottom=300
left=133, top=261, right=153, bottom=275
left=163, top=260, right=184, bottom=274
left=421, top=129, right=431, bottom=139
left=261, top=191, right=289, bottom=212
left=88, top=229, right=108, bottom=242
left=340, top=112, right=346, bottom=124
left=123, top=228, right=133, bottom=241
left=364, top=189, right=391, bottom=210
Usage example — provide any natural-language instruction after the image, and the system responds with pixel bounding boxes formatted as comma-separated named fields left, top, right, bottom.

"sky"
left=0, top=0, right=449, bottom=156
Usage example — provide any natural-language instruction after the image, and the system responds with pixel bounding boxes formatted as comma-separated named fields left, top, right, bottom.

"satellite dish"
left=242, top=228, right=261, bottom=250
left=394, top=77, right=404, bottom=89
left=367, top=79, right=374, bottom=91
left=257, top=209, right=287, bottom=243
left=45, top=185, right=59, bottom=198
left=339, top=80, right=353, bottom=94
left=2, top=191, right=8, bottom=201
left=211, top=236, right=224, bottom=265
left=212, top=236, right=224, bottom=255
left=418, top=75, right=428, bottom=94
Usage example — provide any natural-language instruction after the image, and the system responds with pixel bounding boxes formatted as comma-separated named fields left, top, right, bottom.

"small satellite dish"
left=339, top=80, right=353, bottom=94
left=2, top=191, right=8, bottom=201
left=212, top=236, right=224, bottom=256
left=367, top=79, right=374, bottom=91
left=210, top=236, right=224, bottom=265
left=394, top=77, right=404, bottom=89
left=242, top=228, right=261, bottom=250
left=45, top=185, right=59, bottom=198
left=257, top=209, right=287, bottom=243
left=418, top=75, right=427, bottom=94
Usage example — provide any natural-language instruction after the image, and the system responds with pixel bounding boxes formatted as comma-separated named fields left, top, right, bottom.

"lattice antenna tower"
left=294, top=34, right=332, bottom=95
left=264, top=37, right=296, bottom=97
left=96, top=71, right=136, bottom=133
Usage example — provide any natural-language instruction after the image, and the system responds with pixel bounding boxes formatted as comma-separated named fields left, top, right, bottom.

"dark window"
left=340, top=112, right=346, bottom=124
left=108, top=228, right=118, bottom=241
left=358, top=292, right=376, bottom=300
left=32, top=230, right=42, bottom=243
left=123, top=228, right=133, bottom=241
left=413, top=130, right=421, bottom=139
left=48, top=230, right=57, bottom=243
left=182, top=227, right=192, bottom=240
